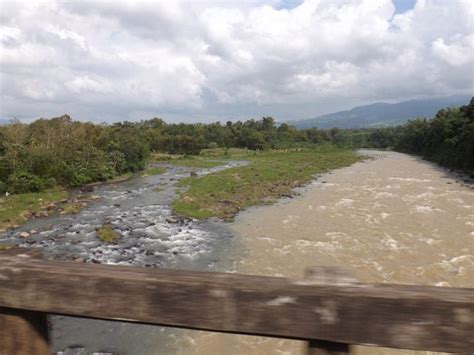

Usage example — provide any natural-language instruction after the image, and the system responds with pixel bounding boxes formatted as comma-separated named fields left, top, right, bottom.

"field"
left=173, top=147, right=360, bottom=220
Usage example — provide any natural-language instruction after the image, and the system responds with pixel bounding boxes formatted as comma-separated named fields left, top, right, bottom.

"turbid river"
left=1, top=150, right=472, bottom=354
left=175, top=150, right=474, bottom=355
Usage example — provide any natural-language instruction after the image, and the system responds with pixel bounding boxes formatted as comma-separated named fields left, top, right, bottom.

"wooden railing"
left=0, top=248, right=473, bottom=354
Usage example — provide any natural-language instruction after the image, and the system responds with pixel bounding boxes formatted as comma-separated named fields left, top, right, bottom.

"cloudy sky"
left=0, top=0, right=473, bottom=123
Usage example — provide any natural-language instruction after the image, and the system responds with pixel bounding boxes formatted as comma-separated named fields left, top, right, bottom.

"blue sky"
left=393, top=0, right=417, bottom=13
left=278, top=0, right=416, bottom=13
left=1, top=0, right=472, bottom=123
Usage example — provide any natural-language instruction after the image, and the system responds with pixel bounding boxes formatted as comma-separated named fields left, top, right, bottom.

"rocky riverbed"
left=0, top=160, right=247, bottom=354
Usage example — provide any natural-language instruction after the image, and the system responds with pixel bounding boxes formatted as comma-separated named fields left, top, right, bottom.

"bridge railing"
left=0, top=248, right=472, bottom=354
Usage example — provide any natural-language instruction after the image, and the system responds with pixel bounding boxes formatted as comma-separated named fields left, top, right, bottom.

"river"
left=0, top=161, right=247, bottom=354
left=1, top=150, right=472, bottom=354
left=175, top=150, right=474, bottom=355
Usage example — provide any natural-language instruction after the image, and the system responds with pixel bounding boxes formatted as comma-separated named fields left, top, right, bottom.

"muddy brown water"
left=175, top=150, right=473, bottom=355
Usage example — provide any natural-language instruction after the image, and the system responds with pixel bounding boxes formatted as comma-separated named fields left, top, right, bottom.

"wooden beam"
left=305, top=267, right=353, bottom=355
left=0, top=249, right=473, bottom=353
left=308, top=340, right=349, bottom=355
left=0, top=307, right=50, bottom=355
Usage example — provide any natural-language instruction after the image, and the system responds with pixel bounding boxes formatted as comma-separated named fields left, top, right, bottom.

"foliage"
left=96, top=223, right=121, bottom=243
left=7, top=171, right=55, bottom=194
left=0, top=115, right=333, bottom=194
left=2, top=98, right=470, bottom=195
left=173, top=147, right=360, bottom=220
left=142, top=167, right=167, bottom=176
left=362, top=98, right=474, bottom=173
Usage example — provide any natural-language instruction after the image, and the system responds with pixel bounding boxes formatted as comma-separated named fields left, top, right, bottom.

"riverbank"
left=0, top=172, right=138, bottom=232
left=0, top=188, right=68, bottom=231
left=173, top=146, right=361, bottom=220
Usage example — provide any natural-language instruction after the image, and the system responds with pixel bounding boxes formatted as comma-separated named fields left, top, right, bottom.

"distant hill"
left=292, top=95, right=472, bottom=129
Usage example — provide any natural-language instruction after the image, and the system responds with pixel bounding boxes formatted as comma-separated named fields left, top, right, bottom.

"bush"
left=0, top=181, right=7, bottom=194
left=7, top=171, right=55, bottom=194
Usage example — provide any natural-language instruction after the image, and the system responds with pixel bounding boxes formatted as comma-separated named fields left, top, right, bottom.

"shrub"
left=7, top=171, right=55, bottom=194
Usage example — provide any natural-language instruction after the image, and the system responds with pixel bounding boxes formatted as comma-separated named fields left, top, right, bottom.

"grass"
left=141, top=167, right=167, bottom=177
left=96, top=223, right=121, bottom=243
left=167, top=159, right=221, bottom=169
left=173, top=146, right=361, bottom=221
left=0, top=188, right=68, bottom=230
left=61, top=202, right=86, bottom=215
left=108, top=172, right=134, bottom=183
left=150, top=152, right=225, bottom=169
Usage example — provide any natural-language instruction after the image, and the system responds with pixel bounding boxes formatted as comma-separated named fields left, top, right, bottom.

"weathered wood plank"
left=0, top=249, right=473, bottom=353
left=308, top=340, right=349, bottom=355
left=305, top=266, right=353, bottom=355
left=0, top=307, right=50, bottom=355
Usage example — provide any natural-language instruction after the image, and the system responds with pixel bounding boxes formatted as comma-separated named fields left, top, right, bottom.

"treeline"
left=1, top=98, right=471, bottom=194
left=365, top=97, right=474, bottom=173
left=0, top=116, right=334, bottom=194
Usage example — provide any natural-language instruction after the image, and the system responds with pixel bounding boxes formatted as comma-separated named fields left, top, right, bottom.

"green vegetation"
left=141, top=166, right=167, bottom=177
left=61, top=202, right=86, bottom=215
left=173, top=147, right=360, bottom=220
left=0, top=188, right=67, bottom=230
left=1, top=97, right=470, bottom=214
left=0, top=243, right=14, bottom=250
left=108, top=172, right=134, bottom=183
left=96, top=223, right=121, bottom=243
left=0, top=116, right=335, bottom=195
left=165, top=159, right=221, bottom=169
left=362, top=98, right=474, bottom=173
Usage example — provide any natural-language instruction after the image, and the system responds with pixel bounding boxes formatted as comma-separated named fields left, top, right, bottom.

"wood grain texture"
left=0, top=308, right=50, bottom=355
left=0, top=249, right=473, bottom=353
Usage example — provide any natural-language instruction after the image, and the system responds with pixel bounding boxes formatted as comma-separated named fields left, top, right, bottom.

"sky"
left=0, top=0, right=472, bottom=123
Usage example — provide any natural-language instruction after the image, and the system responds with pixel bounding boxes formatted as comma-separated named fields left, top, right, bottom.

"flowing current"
left=0, top=161, right=247, bottom=354
left=175, top=150, right=474, bottom=355
left=1, top=150, right=473, bottom=354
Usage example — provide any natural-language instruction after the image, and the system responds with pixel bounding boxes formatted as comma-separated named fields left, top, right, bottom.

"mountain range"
left=291, top=95, right=472, bottom=129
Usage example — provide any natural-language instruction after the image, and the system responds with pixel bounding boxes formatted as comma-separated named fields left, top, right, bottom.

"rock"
left=19, top=232, right=30, bottom=238
left=46, top=203, right=57, bottom=210
left=59, top=346, right=87, bottom=355
left=74, top=257, right=85, bottom=263
left=190, top=171, right=198, bottom=177
left=80, top=185, right=94, bottom=193
left=166, top=217, right=179, bottom=224
left=29, top=230, right=38, bottom=235
left=21, top=210, right=33, bottom=219
left=113, top=204, right=121, bottom=208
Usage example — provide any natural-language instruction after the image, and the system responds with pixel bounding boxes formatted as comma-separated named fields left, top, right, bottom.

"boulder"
left=19, top=232, right=30, bottom=238
left=46, top=203, right=57, bottom=210
left=166, top=217, right=179, bottom=224
left=80, top=185, right=94, bottom=193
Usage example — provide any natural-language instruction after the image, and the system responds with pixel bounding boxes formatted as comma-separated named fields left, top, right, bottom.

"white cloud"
left=0, top=0, right=472, bottom=122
